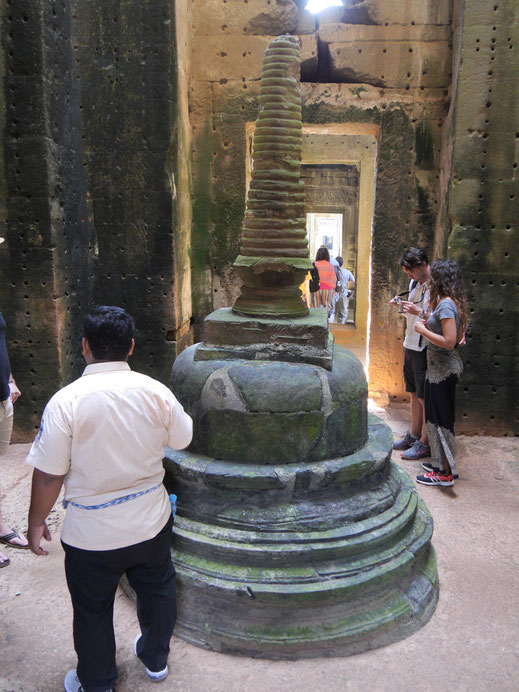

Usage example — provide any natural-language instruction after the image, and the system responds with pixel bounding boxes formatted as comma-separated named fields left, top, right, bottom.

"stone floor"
left=0, top=404, right=518, bottom=692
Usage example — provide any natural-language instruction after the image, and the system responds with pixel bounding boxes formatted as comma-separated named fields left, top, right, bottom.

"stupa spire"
left=232, top=35, right=311, bottom=318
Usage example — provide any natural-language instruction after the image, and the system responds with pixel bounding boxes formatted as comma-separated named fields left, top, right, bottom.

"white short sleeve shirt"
left=26, top=362, right=193, bottom=550
left=403, top=280, right=429, bottom=351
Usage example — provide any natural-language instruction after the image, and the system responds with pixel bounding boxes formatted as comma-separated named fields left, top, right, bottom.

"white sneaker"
left=133, top=634, right=169, bottom=682
left=64, top=669, right=114, bottom=692
left=64, top=670, right=82, bottom=692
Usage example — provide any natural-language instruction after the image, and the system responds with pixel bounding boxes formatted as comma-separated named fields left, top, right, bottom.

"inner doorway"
left=307, top=212, right=342, bottom=259
left=302, top=164, right=359, bottom=328
left=246, top=123, right=379, bottom=373
left=306, top=211, right=356, bottom=325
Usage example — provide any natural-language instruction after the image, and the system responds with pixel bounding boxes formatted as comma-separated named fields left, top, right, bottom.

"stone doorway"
left=302, top=164, right=359, bottom=326
left=301, top=124, right=378, bottom=372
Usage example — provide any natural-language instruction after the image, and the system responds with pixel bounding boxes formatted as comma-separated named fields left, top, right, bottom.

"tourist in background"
left=312, top=247, right=336, bottom=308
left=390, top=247, right=431, bottom=461
left=330, top=256, right=355, bottom=324
left=0, top=309, right=27, bottom=568
left=414, top=259, right=466, bottom=487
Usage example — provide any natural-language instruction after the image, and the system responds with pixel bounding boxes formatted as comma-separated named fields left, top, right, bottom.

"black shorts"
left=403, top=347, right=427, bottom=399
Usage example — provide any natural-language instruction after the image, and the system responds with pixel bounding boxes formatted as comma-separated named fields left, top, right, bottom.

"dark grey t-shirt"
left=426, top=298, right=460, bottom=351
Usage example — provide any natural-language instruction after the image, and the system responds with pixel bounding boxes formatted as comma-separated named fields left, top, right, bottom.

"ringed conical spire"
left=232, top=35, right=312, bottom=318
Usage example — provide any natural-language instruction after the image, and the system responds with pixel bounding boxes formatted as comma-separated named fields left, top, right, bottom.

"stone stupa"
left=164, top=35, right=438, bottom=659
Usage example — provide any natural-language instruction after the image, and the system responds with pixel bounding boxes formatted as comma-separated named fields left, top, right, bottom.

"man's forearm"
left=28, top=468, right=65, bottom=525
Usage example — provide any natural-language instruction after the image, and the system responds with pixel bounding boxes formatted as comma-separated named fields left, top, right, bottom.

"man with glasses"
left=390, top=247, right=431, bottom=461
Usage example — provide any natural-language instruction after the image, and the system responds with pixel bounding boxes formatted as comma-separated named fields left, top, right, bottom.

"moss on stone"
left=415, top=120, right=435, bottom=169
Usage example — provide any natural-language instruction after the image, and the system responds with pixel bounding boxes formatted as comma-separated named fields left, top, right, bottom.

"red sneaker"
left=416, top=471, right=454, bottom=487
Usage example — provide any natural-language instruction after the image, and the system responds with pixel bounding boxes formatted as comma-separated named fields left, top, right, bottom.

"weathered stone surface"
left=301, top=82, right=448, bottom=121
left=328, top=40, right=451, bottom=88
left=205, top=409, right=325, bottom=463
left=245, top=0, right=299, bottom=35
left=364, top=0, right=452, bottom=26
left=172, top=343, right=368, bottom=463
left=319, top=23, right=451, bottom=44
left=192, top=35, right=272, bottom=81
left=227, top=362, right=323, bottom=412
left=202, top=307, right=330, bottom=349
left=299, top=33, right=319, bottom=75
left=194, top=0, right=301, bottom=36
left=163, top=418, right=439, bottom=658
left=295, top=8, right=316, bottom=35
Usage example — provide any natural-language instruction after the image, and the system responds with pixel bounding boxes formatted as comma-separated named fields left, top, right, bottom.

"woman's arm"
left=414, top=317, right=458, bottom=350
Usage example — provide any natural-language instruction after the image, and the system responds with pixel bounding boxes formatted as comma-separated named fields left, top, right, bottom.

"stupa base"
left=163, top=415, right=439, bottom=659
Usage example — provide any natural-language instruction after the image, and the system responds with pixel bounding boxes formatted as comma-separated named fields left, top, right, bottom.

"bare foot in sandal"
left=0, top=525, right=29, bottom=549
left=0, top=550, right=10, bottom=567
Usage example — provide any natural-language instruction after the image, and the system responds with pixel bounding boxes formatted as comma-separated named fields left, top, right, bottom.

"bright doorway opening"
left=307, top=212, right=342, bottom=259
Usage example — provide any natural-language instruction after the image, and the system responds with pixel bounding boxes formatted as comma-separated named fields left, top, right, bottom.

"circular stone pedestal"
left=164, top=344, right=438, bottom=659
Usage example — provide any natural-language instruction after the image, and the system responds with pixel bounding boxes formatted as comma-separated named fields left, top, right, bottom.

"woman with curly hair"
left=413, top=259, right=467, bottom=487
left=312, top=246, right=336, bottom=309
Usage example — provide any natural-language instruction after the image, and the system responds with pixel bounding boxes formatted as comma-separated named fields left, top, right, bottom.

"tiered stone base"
left=163, top=414, right=438, bottom=659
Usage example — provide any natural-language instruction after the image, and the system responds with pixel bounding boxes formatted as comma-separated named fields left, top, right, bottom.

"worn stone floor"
left=0, top=404, right=518, bottom=692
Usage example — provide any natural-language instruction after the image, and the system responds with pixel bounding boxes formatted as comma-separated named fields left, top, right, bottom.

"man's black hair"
left=335, top=256, right=344, bottom=267
left=84, top=306, right=134, bottom=361
left=400, top=247, right=428, bottom=270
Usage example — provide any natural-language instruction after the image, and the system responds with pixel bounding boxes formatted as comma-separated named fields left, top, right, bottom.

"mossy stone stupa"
left=164, top=36, right=438, bottom=659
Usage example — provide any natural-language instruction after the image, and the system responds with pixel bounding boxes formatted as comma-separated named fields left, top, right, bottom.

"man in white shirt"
left=390, top=248, right=431, bottom=460
left=26, top=306, right=193, bottom=692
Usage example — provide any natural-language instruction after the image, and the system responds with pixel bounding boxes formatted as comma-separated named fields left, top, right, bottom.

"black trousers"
left=62, top=515, right=176, bottom=692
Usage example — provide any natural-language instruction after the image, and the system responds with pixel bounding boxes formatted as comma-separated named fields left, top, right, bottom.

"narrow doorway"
left=302, top=163, right=360, bottom=333
left=306, top=211, right=357, bottom=325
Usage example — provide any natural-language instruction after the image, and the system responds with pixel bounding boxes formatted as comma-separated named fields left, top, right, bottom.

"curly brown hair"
left=429, top=259, right=467, bottom=332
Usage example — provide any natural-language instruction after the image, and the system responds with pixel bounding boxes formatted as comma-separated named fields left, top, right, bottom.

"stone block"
left=204, top=409, right=325, bottom=463
left=300, top=33, right=318, bottom=75
left=448, top=178, right=481, bottom=224
left=463, top=2, right=511, bottom=28
left=192, top=35, right=271, bottom=81
left=189, top=80, right=213, bottom=120
left=197, top=307, right=334, bottom=369
left=3, top=78, right=47, bottom=139
left=300, top=82, right=447, bottom=122
left=228, top=362, right=323, bottom=412
left=329, top=40, right=451, bottom=88
left=364, top=0, right=452, bottom=26
left=193, top=0, right=298, bottom=36
left=319, top=23, right=451, bottom=44
left=202, top=308, right=330, bottom=348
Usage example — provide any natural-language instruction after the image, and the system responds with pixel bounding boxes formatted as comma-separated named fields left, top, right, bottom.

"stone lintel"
left=197, top=307, right=334, bottom=369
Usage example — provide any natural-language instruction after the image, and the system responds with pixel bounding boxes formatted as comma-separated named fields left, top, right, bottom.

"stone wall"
left=2, top=0, right=517, bottom=435
left=190, top=0, right=450, bottom=401
left=0, top=0, right=190, bottom=431
left=446, top=1, right=519, bottom=434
